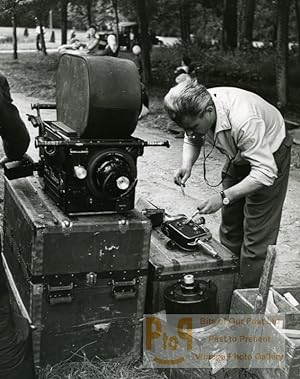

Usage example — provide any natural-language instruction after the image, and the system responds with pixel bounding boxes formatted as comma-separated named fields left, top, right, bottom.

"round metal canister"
left=163, top=274, right=218, bottom=316
left=56, top=54, right=142, bottom=139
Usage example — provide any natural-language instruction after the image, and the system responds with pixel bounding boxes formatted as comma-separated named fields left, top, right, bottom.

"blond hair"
left=164, top=79, right=212, bottom=125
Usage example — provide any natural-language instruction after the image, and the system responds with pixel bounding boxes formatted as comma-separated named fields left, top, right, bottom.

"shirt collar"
left=209, top=91, right=232, bottom=135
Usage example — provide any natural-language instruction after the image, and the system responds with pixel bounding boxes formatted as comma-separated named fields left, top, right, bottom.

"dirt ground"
left=4, top=92, right=300, bottom=289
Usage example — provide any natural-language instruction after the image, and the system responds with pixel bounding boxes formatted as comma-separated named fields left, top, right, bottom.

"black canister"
left=164, top=274, right=218, bottom=317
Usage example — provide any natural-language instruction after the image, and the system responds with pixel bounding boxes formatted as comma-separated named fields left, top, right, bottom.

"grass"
left=38, top=355, right=168, bottom=379
left=0, top=52, right=58, bottom=100
left=0, top=26, right=88, bottom=50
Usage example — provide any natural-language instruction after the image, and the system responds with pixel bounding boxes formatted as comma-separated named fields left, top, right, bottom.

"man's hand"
left=0, top=153, right=33, bottom=168
left=197, top=193, right=223, bottom=214
left=174, top=167, right=191, bottom=186
left=0, top=156, right=9, bottom=168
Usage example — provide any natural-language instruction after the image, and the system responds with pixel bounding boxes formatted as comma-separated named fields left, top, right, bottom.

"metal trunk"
left=3, top=177, right=151, bottom=366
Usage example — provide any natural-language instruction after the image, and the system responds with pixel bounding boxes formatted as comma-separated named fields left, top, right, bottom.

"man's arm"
left=87, top=37, right=99, bottom=53
left=222, top=176, right=264, bottom=202
left=0, top=76, right=30, bottom=161
left=197, top=117, right=280, bottom=214
left=174, top=137, right=202, bottom=185
left=182, top=140, right=201, bottom=169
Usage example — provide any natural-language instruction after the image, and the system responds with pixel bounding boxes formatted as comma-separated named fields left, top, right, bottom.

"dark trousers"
left=36, top=34, right=41, bottom=51
left=219, top=134, right=292, bottom=288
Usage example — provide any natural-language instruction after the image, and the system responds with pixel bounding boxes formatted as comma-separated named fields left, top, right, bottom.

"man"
left=0, top=73, right=30, bottom=166
left=85, top=24, right=100, bottom=54
left=0, top=72, right=35, bottom=378
left=164, top=79, right=292, bottom=288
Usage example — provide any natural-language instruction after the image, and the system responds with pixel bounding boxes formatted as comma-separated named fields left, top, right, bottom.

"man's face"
left=89, top=27, right=96, bottom=37
left=181, top=106, right=216, bottom=138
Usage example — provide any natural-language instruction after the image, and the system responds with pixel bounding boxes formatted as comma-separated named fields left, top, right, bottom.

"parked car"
left=118, top=21, right=162, bottom=51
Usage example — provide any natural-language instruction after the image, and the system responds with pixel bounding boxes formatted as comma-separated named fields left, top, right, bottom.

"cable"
left=203, top=137, right=233, bottom=188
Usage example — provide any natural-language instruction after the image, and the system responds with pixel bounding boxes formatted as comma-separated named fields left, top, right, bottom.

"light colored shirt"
left=184, top=87, right=286, bottom=186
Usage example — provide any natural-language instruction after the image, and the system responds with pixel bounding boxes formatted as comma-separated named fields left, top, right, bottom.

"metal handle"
left=195, top=239, right=223, bottom=264
left=113, top=289, right=137, bottom=300
left=31, top=103, right=57, bottom=110
left=196, top=239, right=217, bottom=257
left=1, top=253, right=37, bottom=329
left=144, top=140, right=170, bottom=148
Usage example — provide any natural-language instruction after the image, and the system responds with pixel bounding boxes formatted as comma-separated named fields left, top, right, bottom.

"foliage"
left=0, top=0, right=28, bottom=22
left=151, top=42, right=300, bottom=107
left=0, top=0, right=299, bottom=47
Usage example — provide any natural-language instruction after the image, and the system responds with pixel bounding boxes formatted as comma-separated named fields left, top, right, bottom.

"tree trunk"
left=179, top=0, right=191, bottom=44
left=276, top=0, right=290, bottom=112
left=222, top=0, right=238, bottom=51
left=134, top=0, right=152, bottom=84
left=87, top=0, right=92, bottom=25
left=39, top=22, right=47, bottom=55
left=295, top=0, right=300, bottom=61
left=112, top=0, right=119, bottom=45
left=239, top=0, right=256, bottom=49
left=11, top=14, right=18, bottom=60
left=61, top=0, right=68, bottom=44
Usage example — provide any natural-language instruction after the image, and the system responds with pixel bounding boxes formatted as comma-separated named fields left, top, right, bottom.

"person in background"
left=164, top=79, right=292, bottom=288
left=35, top=25, right=42, bottom=51
left=85, top=24, right=100, bottom=54
left=69, top=26, right=76, bottom=41
left=129, top=28, right=135, bottom=51
left=0, top=73, right=35, bottom=378
left=132, top=44, right=149, bottom=119
left=57, top=38, right=85, bottom=54
left=98, top=34, right=119, bottom=57
left=174, top=55, right=194, bottom=84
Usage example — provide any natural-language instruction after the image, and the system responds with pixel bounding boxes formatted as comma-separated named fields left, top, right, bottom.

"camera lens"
left=87, top=149, right=137, bottom=199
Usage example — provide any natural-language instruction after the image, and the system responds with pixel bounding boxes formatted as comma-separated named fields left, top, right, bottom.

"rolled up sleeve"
left=236, top=117, right=278, bottom=186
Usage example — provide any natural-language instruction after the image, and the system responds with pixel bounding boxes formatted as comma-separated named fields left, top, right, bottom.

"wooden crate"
left=230, top=287, right=300, bottom=379
left=144, top=312, right=241, bottom=379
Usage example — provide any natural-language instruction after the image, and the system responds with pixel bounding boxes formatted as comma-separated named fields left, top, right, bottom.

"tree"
left=179, top=0, right=191, bottom=44
left=0, top=0, right=27, bottom=59
left=133, top=0, right=152, bottom=83
left=276, top=0, right=290, bottom=112
left=26, top=0, right=55, bottom=55
left=239, top=0, right=256, bottom=49
left=112, top=0, right=120, bottom=42
left=222, top=0, right=238, bottom=50
left=61, top=0, right=68, bottom=44
left=295, top=0, right=300, bottom=60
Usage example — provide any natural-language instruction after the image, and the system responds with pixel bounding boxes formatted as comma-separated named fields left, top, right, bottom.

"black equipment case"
left=2, top=177, right=151, bottom=366
left=136, top=198, right=239, bottom=315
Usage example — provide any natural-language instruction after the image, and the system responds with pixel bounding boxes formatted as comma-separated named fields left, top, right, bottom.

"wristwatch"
left=220, top=191, right=230, bottom=206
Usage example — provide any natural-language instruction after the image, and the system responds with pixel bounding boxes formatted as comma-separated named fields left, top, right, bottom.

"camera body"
left=39, top=121, right=144, bottom=215
left=5, top=54, right=169, bottom=215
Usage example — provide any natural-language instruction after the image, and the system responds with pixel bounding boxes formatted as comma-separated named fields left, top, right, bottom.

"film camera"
left=5, top=54, right=169, bottom=215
